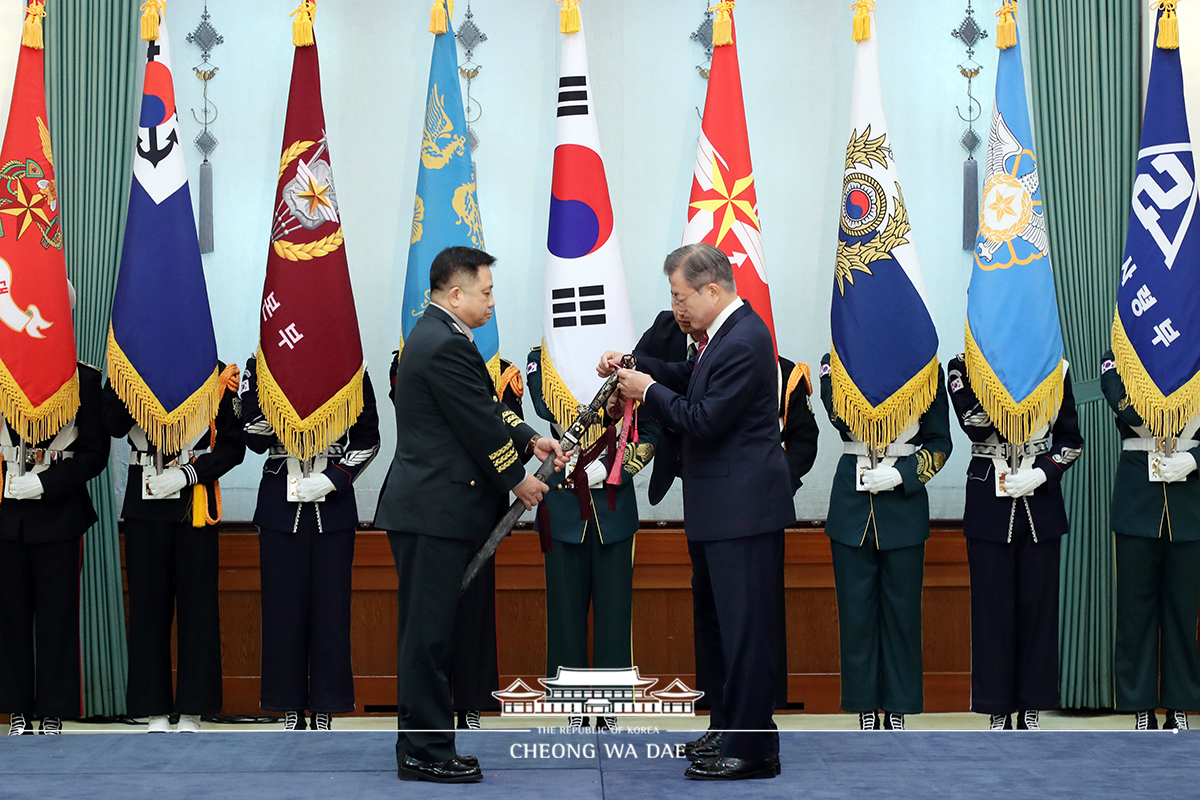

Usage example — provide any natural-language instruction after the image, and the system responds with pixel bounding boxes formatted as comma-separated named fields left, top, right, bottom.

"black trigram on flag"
left=552, top=285, right=606, bottom=327
left=557, top=76, right=589, bottom=117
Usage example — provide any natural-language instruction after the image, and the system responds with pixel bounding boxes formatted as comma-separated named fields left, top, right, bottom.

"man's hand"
left=1002, top=467, right=1046, bottom=498
left=7, top=473, right=43, bottom=500
left=146, top=467, right=188, bottom=498
left=1159, top=452, right=1197, bottom=483
left=532, top=436, right=571, bottom=471
left=296, top=474, right=336, bottom=502
left=860, top=466, right=902, bottom=494
left=513, top=473, right=550, bottom=510
left=616, top=368, right=653, bottom=403
left=597, top=351, right=626, bottom=378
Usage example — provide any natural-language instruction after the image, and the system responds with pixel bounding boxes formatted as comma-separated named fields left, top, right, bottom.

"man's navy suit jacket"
left=637, top=303, right=794, bottom=542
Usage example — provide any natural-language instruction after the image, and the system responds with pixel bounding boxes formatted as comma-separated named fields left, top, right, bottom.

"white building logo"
left=493, top=667, right=703, bottom=717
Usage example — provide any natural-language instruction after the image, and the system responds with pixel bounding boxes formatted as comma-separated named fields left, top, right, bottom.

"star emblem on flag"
left=689, top=153, right=760, bottom=247
left=296, top=174, right=331, bottom=214
left=1, top=179, right=50, bottom=239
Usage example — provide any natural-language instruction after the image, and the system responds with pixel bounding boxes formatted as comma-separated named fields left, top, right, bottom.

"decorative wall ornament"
left=952, top=1, right=987, bottom=250
left=690, top=6, right=714, bottom=78
left=456, top=3, right=486, bottom=151
left=187, top=2, right=222, bottom=253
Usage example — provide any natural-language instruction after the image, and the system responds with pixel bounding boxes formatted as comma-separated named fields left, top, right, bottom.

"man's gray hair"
left=662, top=243, right=736, bottom=293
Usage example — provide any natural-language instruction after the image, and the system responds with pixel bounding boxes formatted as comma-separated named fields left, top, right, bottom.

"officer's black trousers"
left=451, top=554, right=500, bottom=712
left=0, top=538, right=81, bottom=719
left=258, top=519, right=356, bottom=714
left=966, top=524, right=1060, bottom=715
left=688, top=530, right=782, bottom=762
left=388, top=530, right=475, bottom=765
left=124, top=520, right=222, bottom=717
left=1115, top=532, right=1200, bottom=712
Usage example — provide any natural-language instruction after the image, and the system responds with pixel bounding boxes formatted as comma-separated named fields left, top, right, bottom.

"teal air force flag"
left=965, top=11, right=1064, bottom=445
left=1112, top=5, right=1200, bottom=437
left=400, top=0, right=498, bottom=379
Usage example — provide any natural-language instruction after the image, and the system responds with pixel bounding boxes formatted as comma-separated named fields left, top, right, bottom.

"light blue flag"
left=965, top=15, right=1064, bottom=445
left=401, top=2, right=497, bottom=376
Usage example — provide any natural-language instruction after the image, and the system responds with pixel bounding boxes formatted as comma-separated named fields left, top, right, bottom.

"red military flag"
left=255, top=1, right=364, bottom=459
left=681, top=0, right=776, bottom=354
left=0, top=0, right=78, bottom=443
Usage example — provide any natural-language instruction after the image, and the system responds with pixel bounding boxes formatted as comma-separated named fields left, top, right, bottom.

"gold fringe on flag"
left=851, top=0, right=874, bottom=43
left=254, top=346, right=365, bottom=460
left=1153, top=1, right=1181, bottom=50
left=430, top=0, right=450, bottom=34
left=1112, top=310, right=1200, bottom=437
left=291, top=1, right=316, bottom=47
left=964, top=321, right=1064, bottom=445
left=710, top=1, right=734, bottom=46
left=829, top=344, right=939, bottom=450
left=190, top=363, right=239, bottom=527
left=559, top=0, right=581, bottom=34
left=107, top=328, right=222, bottom=453
left=996, top=1, right=1018, bottom=50
left=22, top=0, right=45, bottom=50
left=0, top=359, right=79, bottom=444
left=540, top=341, right=603, bottom=450
left=140, top=0, right=164, bottom=42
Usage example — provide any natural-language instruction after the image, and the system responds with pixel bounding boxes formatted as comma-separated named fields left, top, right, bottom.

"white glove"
left=860, top=466, right=902, bottom=494
left=146, top=467, right=189, bottom=498
left=585, top=460, right=608, bottom=489
left=1002, top=467, right=1047, bottom=498
left=1159, top=452, right=1197, bottom=483
left=295, top=474, right=336, bottom=502
left=7, top=473, right=43, bottom=500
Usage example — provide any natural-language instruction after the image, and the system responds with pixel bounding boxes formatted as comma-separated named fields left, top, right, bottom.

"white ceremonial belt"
left=843, top=442, right=917, bottom=457
left=1123, top=438, right=1199, bottom=453
left=971, top=437, right=1052, bottom=460
left=129, top=449, right=207, bottom=468
left=0, top=445, right=74, bottom=465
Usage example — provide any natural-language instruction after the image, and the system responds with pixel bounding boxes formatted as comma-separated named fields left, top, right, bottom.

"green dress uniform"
left=1102, top=349, right=1200, bottom=716
left=527, top=347, right=659, bottom=682
left=819, top=354, right=952, bottom=716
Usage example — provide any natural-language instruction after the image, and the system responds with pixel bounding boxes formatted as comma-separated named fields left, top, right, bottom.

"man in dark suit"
left=602, top=242, right=794, bottom=781
left=375, top=246, right=567, bottom=783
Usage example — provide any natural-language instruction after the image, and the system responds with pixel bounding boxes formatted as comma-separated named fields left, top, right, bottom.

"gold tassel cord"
left=22, top=0, right=45, bottom=50
left=1112, top=311, right=1200, bottom=438
left=291, top=1, right=316, bottom=47
left=107, top=329, right=223, bottom=453
left=497, top=362, right=524, bottom=400
left=996, top=1, right=1018, bottom=50
left=851, top=0, right=874, bottom=43
left=709, top=1, right=735, bottom=46
left=963, top=322, right=1064, bottom=445
left=829, top=344, right=939, bottom=450
left=255, top=346, right=365, bottom=460
left=1153, top=1, right=1180, bottom=50
left=430, top=0, right=449, bottom=34
left=540, top=342, right=603, bottom=451
left=0, top=359, right=79, bottom=444
left=191, top=363, right=239, bottom=528
left=140, top=0, right=164, bottom=42
left=559, top=0, right=581, bottom=34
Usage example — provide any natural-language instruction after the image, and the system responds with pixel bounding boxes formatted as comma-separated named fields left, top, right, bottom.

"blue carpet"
left=0, top=729, right=1196, bottom=798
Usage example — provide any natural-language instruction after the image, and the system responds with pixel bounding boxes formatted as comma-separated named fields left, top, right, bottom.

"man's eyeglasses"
left=670, top=288, right=698, bottom=307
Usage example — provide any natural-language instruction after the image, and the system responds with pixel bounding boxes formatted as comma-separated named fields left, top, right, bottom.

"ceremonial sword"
left=461, top=354, right=636, bottom=591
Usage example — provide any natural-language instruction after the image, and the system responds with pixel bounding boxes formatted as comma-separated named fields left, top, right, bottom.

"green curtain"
left=45, top=0, right=139, bottom=717
left=1026, top=1, right=1141, bottom=708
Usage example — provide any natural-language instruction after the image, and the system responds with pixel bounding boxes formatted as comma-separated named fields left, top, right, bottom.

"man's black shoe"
left=683, top=729, right=722, bottom=760
left=1135, top=710, right=1159, bottom=730
left=454, top=754, right=480, bottom=769
left=684, top=756, right=777, bottom=781
left=1164, top=709, right=1189, bottom=730
left=398, top=755, right=483, bottom=783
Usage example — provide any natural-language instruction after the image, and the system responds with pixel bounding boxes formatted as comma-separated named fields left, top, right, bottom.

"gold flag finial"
left=709, top=1, right=735, bottom=46
left=22, top=0, right=46, bottom=50
left=291, top=1, right=316, bottom=47
left=851, top=0, right=875, bottom=43
left=559, top=0, right=581, bottom=34
left=996, top=1, right=1017, bottom=50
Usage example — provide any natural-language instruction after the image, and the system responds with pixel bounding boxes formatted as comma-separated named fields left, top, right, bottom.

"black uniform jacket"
left=102, top=362, right=245, bottom=524
left=374, top=305, right=539, bottom=543
left=947, top=354, right=1083, bottom=544
left=0, top=363, right=108, bottom=544
left=241, top=356, right=380, bottom=532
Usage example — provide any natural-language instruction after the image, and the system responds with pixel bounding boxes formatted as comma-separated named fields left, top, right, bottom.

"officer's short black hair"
left=663, top=243, right=736, bottom=293
left=429, top=246, right=496, bottom=294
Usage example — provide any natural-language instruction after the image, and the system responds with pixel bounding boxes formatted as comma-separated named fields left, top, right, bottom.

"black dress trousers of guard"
left=258, top=508, right=356, bottom=714
left=966, top=512, right=1061, bottom=715
left=0, top=538, right=82, bottom=719
left=389, top=529, right=476, bottom=764
left=687, top=529, right=783, bottom=762
left=124, top=520, right=223, bottom=717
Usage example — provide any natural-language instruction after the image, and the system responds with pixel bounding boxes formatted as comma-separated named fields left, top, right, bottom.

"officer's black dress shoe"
left=684, top=756, right=777, bottom=781
left=398, top=754, right=483, bottom=783
left=455, top=754, right=480, bottom=768
left=683, top=729, right=722, bottom=760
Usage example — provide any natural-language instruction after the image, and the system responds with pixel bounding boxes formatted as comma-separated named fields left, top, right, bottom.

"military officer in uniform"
left=0, top=361, right=108, bottom=735
left=1102, top=350, right=1200, bottom=730
left=102, top=363, right=245, bottom=733
left=820, top=352, right=952, bottom=731
left=947, top=355, right=1082, bottom=730
left=240, top=356, right=380, bottom=731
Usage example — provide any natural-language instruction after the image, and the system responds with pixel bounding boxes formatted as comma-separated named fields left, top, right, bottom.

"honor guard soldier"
left=240, top=356, right=380, bottom=731
left=528, top=344, right=661, bottom=731
left=820, top=352, right=952, bottom=731
left=947, top=354, right=1082, bottom=731
left=1102, top=350, right=1200, bottom=730
left=102, top=363, right=245, bottom=733
left=0, top=361, right=108, bottom=735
